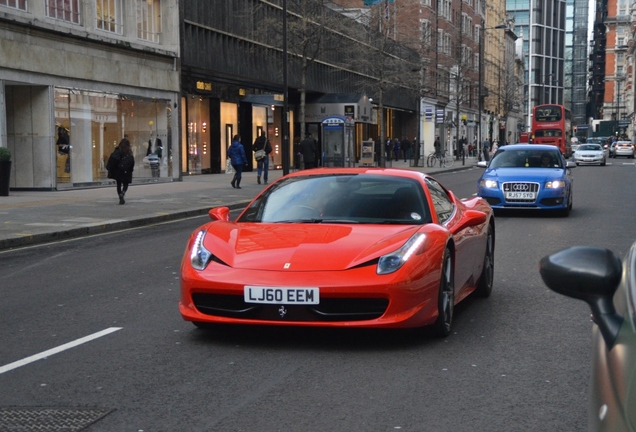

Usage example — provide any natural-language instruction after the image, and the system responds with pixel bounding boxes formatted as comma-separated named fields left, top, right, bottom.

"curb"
left=0, top=164, right=477, bottom=251
left=0, top=201, right=251, bottom=251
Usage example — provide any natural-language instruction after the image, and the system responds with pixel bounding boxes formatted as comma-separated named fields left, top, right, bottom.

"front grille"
left=502, top=182, right=539, bottom=203
left=192, top=293, right=389, bottom=322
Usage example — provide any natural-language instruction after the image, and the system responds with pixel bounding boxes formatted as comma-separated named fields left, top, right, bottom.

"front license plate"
left=505, top=192, right=535, bottom=199
left=244, top=286, right=320, bottom=304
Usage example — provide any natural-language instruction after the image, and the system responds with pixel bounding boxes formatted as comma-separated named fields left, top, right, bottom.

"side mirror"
left=539, top=246, right=623, bottom=349
left=209, top=207, right=230, bottom=221
left=566, top=161, right=576, bottom=168
left=451, top=210, right=488, bottom=234
left=477, top=161, right=488, bottom=168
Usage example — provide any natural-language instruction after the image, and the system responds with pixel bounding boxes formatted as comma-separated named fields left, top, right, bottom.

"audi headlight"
left=190, top=230, right=213, bottom=270
left=479, top=179, right=498, bottom=189
left=377, top=233, right=426, bottom=275
left=545, top=180, right=566, bottom=189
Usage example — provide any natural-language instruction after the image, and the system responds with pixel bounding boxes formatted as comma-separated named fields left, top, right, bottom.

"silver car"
left=614, top=141, right=635, bottom=158
left=573, top=144, right=606, bottom=166
left=540, top=243, right=636, bottom=432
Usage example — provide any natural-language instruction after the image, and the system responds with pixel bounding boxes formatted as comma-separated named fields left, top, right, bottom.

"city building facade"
left=483, top=0, right=511, bottom=144
left=180, top=0, right=420, bottom=174
left=588, top=0, right=607, bottom=128
left=0, top=0, right=180, bottom=190
left=601, top=0, right=633, bottom=140
left=565, top=0, right=590, bottom=132
left=331, top=0, right=523, bottom=154
left=508, top=0, right=567, bottom=132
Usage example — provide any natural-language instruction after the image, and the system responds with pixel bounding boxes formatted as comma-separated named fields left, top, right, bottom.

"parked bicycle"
left=426, top=150, right=454, bottom=168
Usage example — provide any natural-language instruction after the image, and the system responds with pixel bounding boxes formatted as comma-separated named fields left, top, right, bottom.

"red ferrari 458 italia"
left=180, top=168, right=495, bottom=337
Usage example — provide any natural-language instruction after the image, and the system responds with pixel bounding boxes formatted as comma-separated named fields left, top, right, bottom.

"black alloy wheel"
left=432, top=248, right=454, bottom=337
left=475, top=225, right=494, bottom=298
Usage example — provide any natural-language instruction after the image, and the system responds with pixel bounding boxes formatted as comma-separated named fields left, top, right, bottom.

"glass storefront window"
left=186, top=97, right=211, bottom=174
left=54, top=88, right=171, bottom=185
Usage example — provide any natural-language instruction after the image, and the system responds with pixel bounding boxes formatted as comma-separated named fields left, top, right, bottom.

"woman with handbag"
left=253, top=134, right=272, bottom=184
left=106, top=138, right=135, bottom=204
left=228, top=135, right=247, bottom=189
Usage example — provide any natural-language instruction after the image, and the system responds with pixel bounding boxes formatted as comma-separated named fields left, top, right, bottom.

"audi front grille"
left=502, top=182, right=540, bottom=203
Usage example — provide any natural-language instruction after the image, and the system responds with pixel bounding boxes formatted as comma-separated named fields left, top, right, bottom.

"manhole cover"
left=0, top=407, right=114, bottom=431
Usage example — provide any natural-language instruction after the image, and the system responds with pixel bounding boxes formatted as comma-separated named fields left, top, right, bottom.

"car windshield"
left=489, top=149, right=563, bottom=169
left=238, top=174, right=432, bottom=224
left=578, top=144, right=602, bottom=151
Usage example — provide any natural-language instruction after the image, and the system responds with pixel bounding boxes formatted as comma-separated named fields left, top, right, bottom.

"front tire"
left=474, top=225, right=494, bottom=298
left=431, top=248, right=454, bottom=338
left=560, top=190, right=572, bottom=217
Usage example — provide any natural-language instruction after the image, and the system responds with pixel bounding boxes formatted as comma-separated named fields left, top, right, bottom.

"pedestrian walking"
left=299, top=132, right=317, bottom=169
left=385, top=137, right=394, bottom=162
left=482, top=138, right=490, bottom=162
left=491, top=140, right=499, bottom=156
left=401, top=137, right=411, bottom=162
left=413, top=136, right=421, bottom=165
left=228, top=134, right=247, bottom=189
left=393, top=138, right=400, bottom=161
left=106, top=138, right=135, bottom=205
left=253, top=134, right=272, bottom=184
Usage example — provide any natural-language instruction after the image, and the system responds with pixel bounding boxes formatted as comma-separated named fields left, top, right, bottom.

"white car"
left=142, top=154, right=160, bottom=168
left=614, top=141, right=635, bottom=159
left=573, top=143, right=606, bottom=166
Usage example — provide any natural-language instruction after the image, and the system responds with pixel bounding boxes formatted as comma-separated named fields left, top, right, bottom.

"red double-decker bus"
left=531, top=104, right=572, bottom=157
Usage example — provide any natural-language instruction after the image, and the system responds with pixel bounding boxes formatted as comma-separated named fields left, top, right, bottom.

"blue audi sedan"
left=477, top=144, right=576, bottom=216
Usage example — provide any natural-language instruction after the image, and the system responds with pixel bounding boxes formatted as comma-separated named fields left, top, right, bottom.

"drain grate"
left=0, top=407, right=114, bottom=431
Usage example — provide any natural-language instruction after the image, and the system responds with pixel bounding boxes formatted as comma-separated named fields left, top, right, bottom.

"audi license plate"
left=505, top=191, right=535, bottom=199
left=244, top=286, right=319, bottom=304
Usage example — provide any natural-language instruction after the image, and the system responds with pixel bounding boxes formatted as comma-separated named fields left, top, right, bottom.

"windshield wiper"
left=375, top=220, right=419, bottom=225
left=271, top=218, right=359, bottom=224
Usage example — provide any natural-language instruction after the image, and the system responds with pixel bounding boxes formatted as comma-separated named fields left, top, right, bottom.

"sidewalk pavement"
left=0, top=158, right=480, bottom=251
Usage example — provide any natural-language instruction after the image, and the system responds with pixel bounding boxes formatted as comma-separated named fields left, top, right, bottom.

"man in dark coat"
left=299, top=133, right=317, bottom=169
left=400, top=137, right=411, bottom=162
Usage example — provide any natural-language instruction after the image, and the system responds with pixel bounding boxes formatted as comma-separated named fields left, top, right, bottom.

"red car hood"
left=202, top=222, right=427, bottom=271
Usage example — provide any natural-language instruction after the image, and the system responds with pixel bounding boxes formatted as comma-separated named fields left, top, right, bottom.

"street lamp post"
left=281, top=0, right=290, bottom=175
left=616, top=76, right=624, bottom=138
left=478, top=24, right=507, bottom=160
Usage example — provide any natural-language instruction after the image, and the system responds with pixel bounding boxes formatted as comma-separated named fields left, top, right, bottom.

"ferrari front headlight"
left=479, top=179, right=498, bottom=189
left=190, top=230, right=213, bottom=270
left=545, top=180, right=566, bottom=189
left=377, top=233, right=426, bottom=275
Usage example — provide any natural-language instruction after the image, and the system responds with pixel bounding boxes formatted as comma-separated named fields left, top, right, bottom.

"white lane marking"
left=0, top=327, right=122, bottom=375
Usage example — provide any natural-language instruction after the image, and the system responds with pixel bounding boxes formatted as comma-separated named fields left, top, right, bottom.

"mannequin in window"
left=147, top=132, right=163, bottom=158
left=57, top=126, right=70, bottom=154
left=56, top=126, right=71, bottom=173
